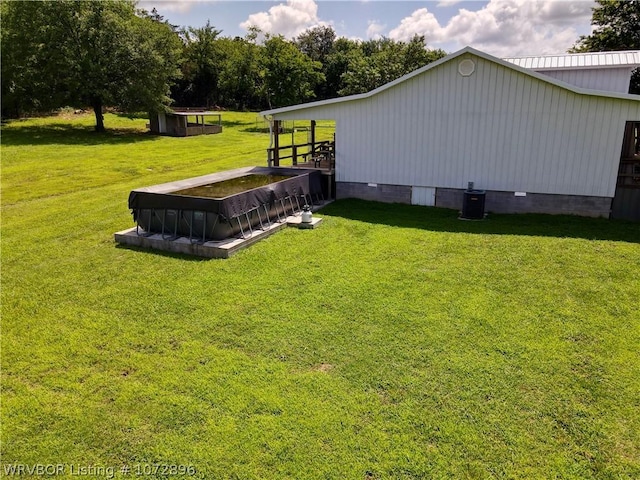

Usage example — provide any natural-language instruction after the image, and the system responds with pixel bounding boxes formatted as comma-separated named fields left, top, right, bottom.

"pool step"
left=286, top=215, right=323, bottom=229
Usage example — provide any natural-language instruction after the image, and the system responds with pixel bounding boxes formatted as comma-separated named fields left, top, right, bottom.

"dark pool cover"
left=128, top=167, right=322, bottom=221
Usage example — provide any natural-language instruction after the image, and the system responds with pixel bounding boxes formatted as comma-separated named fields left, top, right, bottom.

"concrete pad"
left=115, top=200, right=331, bottom=259
left=286, top=216, right=323, bottom=229
left=115, top=220, right=287, bottom=259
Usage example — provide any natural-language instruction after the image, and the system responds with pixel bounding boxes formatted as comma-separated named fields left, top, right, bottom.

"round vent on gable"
left=458, top=59, right=476, bottom=77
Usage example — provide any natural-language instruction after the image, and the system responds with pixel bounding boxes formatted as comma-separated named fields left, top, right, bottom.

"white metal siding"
left=272, top=53, right=640, bottom=198
left=538, top=68, right=633, bottom=93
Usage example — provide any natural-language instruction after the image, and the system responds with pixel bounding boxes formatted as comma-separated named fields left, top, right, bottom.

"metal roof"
left=503, top=51, right=640, bottom=70
left=169, top=111, right=221, bottom=117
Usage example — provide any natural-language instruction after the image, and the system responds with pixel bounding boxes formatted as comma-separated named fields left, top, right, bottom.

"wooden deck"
left=265, top=127, right=335, bottom=198
left=287, top=158, right=334, bottom=171
left=267, top=137, right=335, bottom=171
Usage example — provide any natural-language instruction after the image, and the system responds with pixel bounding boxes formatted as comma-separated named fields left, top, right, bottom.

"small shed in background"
left=148, top=108, right=222, bottom=137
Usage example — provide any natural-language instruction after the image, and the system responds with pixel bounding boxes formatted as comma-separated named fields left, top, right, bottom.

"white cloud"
left=366, top=20, right=386, bottom=40
left=240, top=0, right=327, bottom=39
left=388, top=0, right=594, bottom=57
left=535, top=0, right=594, bottom=25
left=389, top=8, right=445, bottom=44
left=437, top=0, right=463, bottom=6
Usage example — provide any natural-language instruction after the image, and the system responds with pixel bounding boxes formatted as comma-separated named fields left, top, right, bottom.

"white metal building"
left=504, top=51, right=640, bottom=94
left=261, top=47, right=640, bottom=220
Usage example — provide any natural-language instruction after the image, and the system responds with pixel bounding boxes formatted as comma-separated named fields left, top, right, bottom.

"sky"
left=138, top=0, right=597, bottom=57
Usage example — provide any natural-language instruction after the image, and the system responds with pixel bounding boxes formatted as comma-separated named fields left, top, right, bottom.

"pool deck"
left=114, top=206, right=327, bottom=259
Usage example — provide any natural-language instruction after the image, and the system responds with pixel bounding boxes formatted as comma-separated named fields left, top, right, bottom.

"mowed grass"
left=2, top=112, right=639, bottom=479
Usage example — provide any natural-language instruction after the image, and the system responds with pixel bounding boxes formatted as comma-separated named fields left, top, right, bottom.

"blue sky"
left=140, top=1, right=596, bottom=56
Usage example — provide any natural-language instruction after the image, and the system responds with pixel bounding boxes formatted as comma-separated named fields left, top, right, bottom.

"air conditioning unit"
left=461, top=182, right=486, bottom=220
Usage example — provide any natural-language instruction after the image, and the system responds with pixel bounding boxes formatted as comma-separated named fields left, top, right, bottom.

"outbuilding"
left=261, top=47, right=640, bottom=221
left=148, top=107, right=222, bottom=137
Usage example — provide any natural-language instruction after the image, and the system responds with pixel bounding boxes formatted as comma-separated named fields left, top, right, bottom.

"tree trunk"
left=92, top=98, right=105, bottom=132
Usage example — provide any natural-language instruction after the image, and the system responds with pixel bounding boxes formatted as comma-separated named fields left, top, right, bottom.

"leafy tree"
left=295, top=26, right=337, bottom=99
left=173, top=21, right=222, bottom=107
left=402, top=36, right=446, bottom=73
left=1, top=0, right=182, bottom=130
left=323, top=37, right=362, bottom=98
left=295, top=26, right=336, bottom=64
left=145, top=6, right=179, bottom=31
left=339, top=36, right=445, bottom=96
left=339, top=49, right=384, bottom=96
left=260, top=35, right=324, bottom=108
left=571, top=0, right=640, bottom=94
left=220, top=38, right=264, bottom=110
left=1, top=2, right=47, bottom=118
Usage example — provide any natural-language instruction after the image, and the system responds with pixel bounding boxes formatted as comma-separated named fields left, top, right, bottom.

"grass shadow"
left=113, top=112, right=149, bottom=120
left=219, top=119, right=253, bottom=128
left=1, top=123, right=159, bottom=146
left=241, top=126, right=271, bottom=134
left=114, top=243, right=215, bottom=262
left=321, top=199, right=640, bottom=244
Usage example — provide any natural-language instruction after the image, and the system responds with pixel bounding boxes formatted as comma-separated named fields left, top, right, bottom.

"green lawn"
left=2, top=112, right=639, bottom=479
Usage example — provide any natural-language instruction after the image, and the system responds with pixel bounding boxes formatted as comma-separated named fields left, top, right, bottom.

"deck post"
left=273, top=120, right=280, bottom=166
left=310, top=120, right=316, bottom=154
left=292, top=145, right=298, bottom=165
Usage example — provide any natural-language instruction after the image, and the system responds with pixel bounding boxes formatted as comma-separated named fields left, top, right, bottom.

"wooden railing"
left=267, top=140, right=335, bottom=169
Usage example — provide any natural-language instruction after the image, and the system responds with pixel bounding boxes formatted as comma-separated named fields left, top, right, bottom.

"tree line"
left=172, top=22, right=447, bottom=111
left=1, top=0, right=637, bottom=131
left=0, top=0, right=445, bottom=129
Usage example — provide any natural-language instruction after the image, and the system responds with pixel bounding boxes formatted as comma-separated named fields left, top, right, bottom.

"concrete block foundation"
left=336, top=182, right=411, bottom=204
left=435, top=188, right=612, bottom=218
left=336, top=182, right=612, bottom=218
